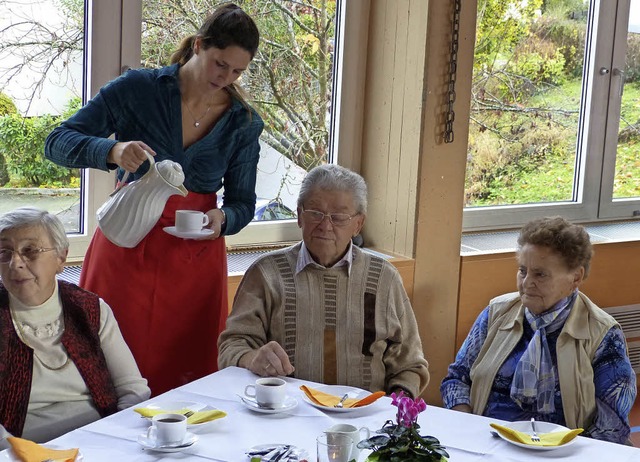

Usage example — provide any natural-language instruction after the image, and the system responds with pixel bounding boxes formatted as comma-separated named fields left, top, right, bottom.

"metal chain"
left=444, top=0, right=461, bottom=143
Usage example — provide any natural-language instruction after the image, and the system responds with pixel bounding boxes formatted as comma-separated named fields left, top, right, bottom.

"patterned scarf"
left=510, top=291, right=577, bottom=414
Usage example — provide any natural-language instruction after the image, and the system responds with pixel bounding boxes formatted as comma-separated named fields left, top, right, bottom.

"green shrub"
left=624, top=34, right=640, bottom=83
left=531, top=15, right=586, bottom=79
left=0, top=92, right=17, bottom=186
left=0, top=97, right=81, bottom=187
left=0, top=113, right=77, bottom=187
left=0, top=93, right=17, bottom=116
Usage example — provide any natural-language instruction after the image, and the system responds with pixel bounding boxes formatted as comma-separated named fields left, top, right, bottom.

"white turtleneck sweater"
left=1, top=284, right=150, bottom=444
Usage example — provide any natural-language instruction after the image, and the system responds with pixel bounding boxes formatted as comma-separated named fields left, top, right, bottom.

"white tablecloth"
left=3, top=366, right=639, bottom=461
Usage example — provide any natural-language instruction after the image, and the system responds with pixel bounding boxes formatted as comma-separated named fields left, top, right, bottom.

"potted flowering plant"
left=357, top=391, right=449, bottom=462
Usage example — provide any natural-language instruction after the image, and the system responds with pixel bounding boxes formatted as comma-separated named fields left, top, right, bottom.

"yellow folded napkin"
left=133, top=407, right=227, bottom=424
left=299, top=385, right=385, bottom=408
left=490, top=423, right=583, bottom=447
left=7, top=436, right=78, bottom=462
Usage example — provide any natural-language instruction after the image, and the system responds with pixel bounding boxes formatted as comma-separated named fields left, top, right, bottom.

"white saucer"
left=493, top=421, right=577, bottom=451
left=137, top=431, right=198, bottom=453
left=163, top=226, right=214, bottom=239
left=240, top=395, right=298, bottom=414
left=301, top=385, right=375, bottom=413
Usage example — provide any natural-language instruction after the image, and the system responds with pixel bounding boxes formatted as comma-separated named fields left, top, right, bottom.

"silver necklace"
left=10, top=307, right=70, bottom=371
left=183, top=99, right=211, bottom=128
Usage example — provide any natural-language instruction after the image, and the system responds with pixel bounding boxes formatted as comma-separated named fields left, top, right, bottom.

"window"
left=464, top=0, right=640, bottom=230
left=0, top=1, right=84, bottom=238
left=0, top=0, right=364, bottom=254
left=0, top=0, right=128, bottom=260
left=134, top=0, right=351, bottom=247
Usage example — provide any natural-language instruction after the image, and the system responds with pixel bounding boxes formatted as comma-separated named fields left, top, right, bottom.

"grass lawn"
left=467, top=78, right=640, bottom=205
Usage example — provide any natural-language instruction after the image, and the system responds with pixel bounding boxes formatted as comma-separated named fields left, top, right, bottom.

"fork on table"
left=530, top=417, right=541, bottom=442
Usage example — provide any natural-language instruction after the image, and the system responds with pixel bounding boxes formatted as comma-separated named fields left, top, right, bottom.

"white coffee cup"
left=146, top=413, right=187, bottom=446
left=244, top=377, right=287, bottom=407
left=175, top=210, right=209, bottom=233
left=325, top=423, right=371, bottom=461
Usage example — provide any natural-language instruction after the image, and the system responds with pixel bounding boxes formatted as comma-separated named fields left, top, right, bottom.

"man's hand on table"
left=239, top=341, right=295, bottom=377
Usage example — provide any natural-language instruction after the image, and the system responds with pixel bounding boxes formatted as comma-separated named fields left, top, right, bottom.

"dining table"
left=2, top=366, right=639, bottom=461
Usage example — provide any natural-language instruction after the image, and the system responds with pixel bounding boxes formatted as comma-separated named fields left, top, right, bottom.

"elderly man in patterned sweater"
left=218, top=164, right=429, bottom=398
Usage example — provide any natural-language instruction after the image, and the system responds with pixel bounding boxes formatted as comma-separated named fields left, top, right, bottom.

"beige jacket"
left=469, top=291, right=617, bottom=429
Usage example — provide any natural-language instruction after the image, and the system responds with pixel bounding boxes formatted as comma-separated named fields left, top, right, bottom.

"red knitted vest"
left=0, top=281, right=118, bottom=436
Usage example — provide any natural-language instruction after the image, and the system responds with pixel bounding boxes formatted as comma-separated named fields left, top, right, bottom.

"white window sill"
left=60, top=247, right=393, bottom=284
left=461, top=221, right=640, bottom=256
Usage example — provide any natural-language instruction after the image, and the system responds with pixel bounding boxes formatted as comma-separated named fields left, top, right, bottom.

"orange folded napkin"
left=490, top=423, right=583, bottom=447
left=300, top=385, right=385, bottom=408
left=7, top=436, right=78, bottom=462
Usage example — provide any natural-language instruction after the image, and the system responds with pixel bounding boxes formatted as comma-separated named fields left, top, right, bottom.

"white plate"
left=1, top=446, right=83, bottom=461
left=301, top=385, right=374, bottom=413
left=137, top=431, right=198, bottom=453
left=240, top=395, right=298, bottom=414
left=493, top=420, right=577, bottom=451
left=163, top=226, right=214, bottom=239
left=141, top=400, right=221, bottom=429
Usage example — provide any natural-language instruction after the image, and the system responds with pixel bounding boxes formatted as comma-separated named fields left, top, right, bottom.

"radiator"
left=604, top=304, right=640, bottom=374
left=59, top=265, right=83, bottom=285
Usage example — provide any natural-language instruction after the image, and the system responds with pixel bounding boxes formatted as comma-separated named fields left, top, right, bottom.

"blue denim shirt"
left=45, top=64, right=264, bottom=235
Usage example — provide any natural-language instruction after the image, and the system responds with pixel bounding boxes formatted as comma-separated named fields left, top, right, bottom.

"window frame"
left=225, top=0, right=367, bottom=247
left=66, top=0, right=124, bottom=260
left=462, top=0, right=640, bottom=232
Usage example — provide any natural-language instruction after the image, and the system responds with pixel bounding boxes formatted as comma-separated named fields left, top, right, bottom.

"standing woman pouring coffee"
left=45, top=3, right=263, bottom=395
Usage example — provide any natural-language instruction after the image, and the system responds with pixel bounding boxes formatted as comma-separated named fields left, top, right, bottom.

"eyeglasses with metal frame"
left=300, top=207, right=359, bottom=227
left=0, top=246, right=57, bottom=264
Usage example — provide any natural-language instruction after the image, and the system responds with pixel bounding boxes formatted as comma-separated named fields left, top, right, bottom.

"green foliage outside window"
left=1, top=0, right=335, bottom=189
left=466, top=0, right=640, bottom=206
left=0, top=98, right=81, bottom=187
left=141, top=0, right=336, bottom=171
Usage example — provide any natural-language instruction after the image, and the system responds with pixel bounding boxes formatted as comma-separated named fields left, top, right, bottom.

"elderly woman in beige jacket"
left=441, top=216, right=636, bottom=444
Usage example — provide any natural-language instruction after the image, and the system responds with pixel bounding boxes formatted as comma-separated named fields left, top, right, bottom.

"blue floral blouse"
left=441, top=301, right=637, bottom=444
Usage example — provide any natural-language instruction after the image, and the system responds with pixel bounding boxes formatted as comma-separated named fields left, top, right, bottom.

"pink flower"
left=391, top=392, right=427, bottom=428
left=390, top=391, right=405, bottom=406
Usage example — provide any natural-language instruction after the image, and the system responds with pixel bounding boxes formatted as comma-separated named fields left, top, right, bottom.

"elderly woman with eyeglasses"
left=441, top=217, right=636, bottom=445
left=218, top=164, right=429, bottom=397
left=0, top=207, right=150, bottom=445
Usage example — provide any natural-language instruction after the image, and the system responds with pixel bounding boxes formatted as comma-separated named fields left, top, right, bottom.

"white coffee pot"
left=97, top=151, right=188, bottom=248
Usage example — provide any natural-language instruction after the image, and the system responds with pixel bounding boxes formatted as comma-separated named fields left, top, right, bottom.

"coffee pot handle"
left=109, top=150, right=154, bottom=197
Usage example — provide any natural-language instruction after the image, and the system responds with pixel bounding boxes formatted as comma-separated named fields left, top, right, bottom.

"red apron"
left=80, top=192, right=227, bottom=395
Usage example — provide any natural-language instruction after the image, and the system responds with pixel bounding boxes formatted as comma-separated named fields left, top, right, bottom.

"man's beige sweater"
left=218, top=243, right=429, bottom=397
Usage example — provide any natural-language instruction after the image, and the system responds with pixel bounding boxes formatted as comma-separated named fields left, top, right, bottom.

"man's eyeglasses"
left=0, top=246, right=57, bottom=264
left=301, top=207, right=359, bottom=227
